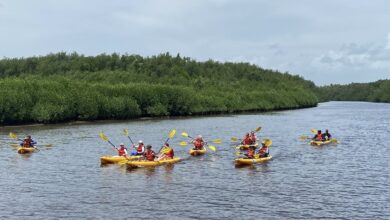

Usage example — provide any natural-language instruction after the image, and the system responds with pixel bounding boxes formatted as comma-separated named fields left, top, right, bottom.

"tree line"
left=0, top=52, right=318, bottom=125
left=316, top=80, right=390, bottom=103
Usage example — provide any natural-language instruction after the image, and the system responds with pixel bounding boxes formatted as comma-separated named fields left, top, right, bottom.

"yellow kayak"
left=237, top=143, right=259, bottom=150
left=189, top=148, right=206, bottom=156
left=235, top=155, right=272, bottom=166
left=310, top=140, right=332, bottom=146
left=17, top=147, right=36, bottom=154
left=100, top=155, right=142, bottom=165
left=126, top=157, right=181, bottom=168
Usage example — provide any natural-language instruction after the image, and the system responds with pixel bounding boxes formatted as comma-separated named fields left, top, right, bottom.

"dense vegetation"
left=316, top=80, right=390, bottom=103
left=0, top=52, right=318, bottom=125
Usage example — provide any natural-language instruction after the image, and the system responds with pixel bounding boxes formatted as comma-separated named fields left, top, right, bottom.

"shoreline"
left=0, top=104, right=317, bottom=128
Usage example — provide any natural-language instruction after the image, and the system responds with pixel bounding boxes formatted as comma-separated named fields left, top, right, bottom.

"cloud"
left=315, top=38, right=390, bottom=71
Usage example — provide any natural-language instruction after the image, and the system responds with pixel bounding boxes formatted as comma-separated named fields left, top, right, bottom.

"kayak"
left=237, top=143, right=259, bottom=150
left=100, top=155, right=142, bottom=165
left=310, top=140, right=332, bottom=146
left=17, top=147, right=36, bottom=154
left=189, top=148, right=206, bottom=156
left=126, top=157, right=181, bottom=168
left=235, top=155, right=272, bottom=166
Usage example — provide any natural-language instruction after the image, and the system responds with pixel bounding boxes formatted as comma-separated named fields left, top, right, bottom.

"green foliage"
left=316, top=80, right=390, bottom=103
left=0, top=52, right=318, bottom=125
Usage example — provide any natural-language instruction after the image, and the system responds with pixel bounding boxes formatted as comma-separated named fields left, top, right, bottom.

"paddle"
left=122, top=128, right=135, bottom=145
left=181, top=132, right=217, bottom=152
left=99, top=132, right=117, bottom=150
left=157, top=129, right=176, bottom=154
left=179, top=138, right=221, bottom=146
left=9, top=132, right=41, bottom=151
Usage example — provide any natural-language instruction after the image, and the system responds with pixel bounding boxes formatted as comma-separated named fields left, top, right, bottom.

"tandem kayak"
left=17, top=147, right=36, bottom=154
left=310, top=140, right=332, bottom=146
left=189, top=148, right=207, bottom=156
left=237, top=143, right=259, bottom=150
left=235, top=155, right=272, bottom=166
left=126, top=157, right=181, bottom=168
left=100, top=155, right=142, bottom=165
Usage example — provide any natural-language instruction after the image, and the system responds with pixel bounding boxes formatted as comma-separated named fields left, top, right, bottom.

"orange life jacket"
left=23, top=139, right=33, bottom=148
left=145, top=150, right=155, bottom=161
left=247, top=148, right=255, bottom=158
left=164, top=148, right=174, bottom=158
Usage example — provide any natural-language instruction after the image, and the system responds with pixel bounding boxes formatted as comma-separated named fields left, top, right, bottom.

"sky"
left=0, top=0, right=389, bottom=85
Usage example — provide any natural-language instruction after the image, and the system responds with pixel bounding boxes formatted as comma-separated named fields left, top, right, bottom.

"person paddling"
left=143, top=145, right=156, bottom=161
left=117, top=143, right=128, bottom=157
left=258, top=142, right=269, bottom=158
left=192, top=135, right=205, bottom=150
left=322, top=129, right=332, bottom=140
left=133, top=140, right=145, bottom=155
left=158, top=143, right=174, bottom=161
left=245, top=145, right=256, bottom=159
left=249, top=131, right=257, bottom=144
left=241, top=133, right=252, bottom=145
left=20, top=135, right=37, bottom=148
left=312, top=130, right=324, bottom=141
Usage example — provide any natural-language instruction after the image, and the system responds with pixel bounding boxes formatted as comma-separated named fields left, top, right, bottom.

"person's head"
left=326, top=129, right=329, bottom=133
left=120, top=143, right=125, bottom=147
left=196, top=135, right=202, bottom=140
left=165, top=143, right=170, bottom=147
left=146, top=145, right=152, bottom=150
left=317, top=130, right=321, bottom=134
left=138, top=140, right=143, bottom=145
left=26, top=135, right=31, bottom=139
left=246, top=133, right=250, bottom=136
left=251, top=131, right=255, bottom=135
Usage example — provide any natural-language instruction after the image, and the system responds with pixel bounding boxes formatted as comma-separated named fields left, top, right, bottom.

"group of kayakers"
left=312, top=129, right=332, bottom=141
left=115, top=141, right=175, bottom=161
left=241, top=132, right=257, bottom=145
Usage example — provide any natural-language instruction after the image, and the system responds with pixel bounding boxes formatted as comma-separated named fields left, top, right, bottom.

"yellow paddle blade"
left=123, top=128, right=129, bottom=136
left=44, top=144, right=53, bottom=147
left=254, top=154, right=260, bottom=159
left=179, top=141, right=188, bottom=146
left=9, top=132, right=17, bottom=139
left=99, top=132, right=109, bottom=141
left=262, top=138, right=273, bottom=147
left=235, top=151, right=240, bottom=156
left=231, top=137, right=238, bottom=142
left=310, top=128, right=317, bottom=134
left=255, top=127, right=262, bottom=132
left=181, top=132, right=189, bottom=137
left=300, top=136, right=309, bottom=140
left=331, top=139, right=340, bottom=144
left=168, top=129, right=176, bottom=138
left=208, top=145, right=216, bottom=152
left=212, top=139, right=222, bottom=144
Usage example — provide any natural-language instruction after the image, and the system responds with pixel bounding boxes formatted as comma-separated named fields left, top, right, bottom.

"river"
left=0, top=101, right=389, bottom=219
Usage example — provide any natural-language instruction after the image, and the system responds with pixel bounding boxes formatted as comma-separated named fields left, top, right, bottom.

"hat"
left=197, top=135, right=202, bottom=139
left=138, top=140, right=143, bottom=144
left=146, top=144, right=152, bottom=149
left=120, top=143, right=124, bottom=146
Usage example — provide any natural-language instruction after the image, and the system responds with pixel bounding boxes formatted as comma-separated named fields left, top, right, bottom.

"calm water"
left=0, top=102, right=389, bottom=219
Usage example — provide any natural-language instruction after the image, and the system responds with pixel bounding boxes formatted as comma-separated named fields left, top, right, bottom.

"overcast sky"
left=1, top=0, right=389, bottom=85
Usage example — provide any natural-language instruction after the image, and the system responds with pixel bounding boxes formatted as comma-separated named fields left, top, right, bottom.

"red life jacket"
left=137, top=144, right=144, bottom=153
left=247, top=148, right=255, bottom=158
left=23, top=139, right=32, bottom=148
left=145, top=150, right=155, bottom=161
left=193, top=140, right=204, bottom=149
left=250, top=135, right=257, bottom=144
left=243, top=136, right=252, bottom=145
left=316, top=134, right=322, bottom=141
left=118, top=147, right=127, bottom=156
left=259, top=146, right=268, bottom=156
